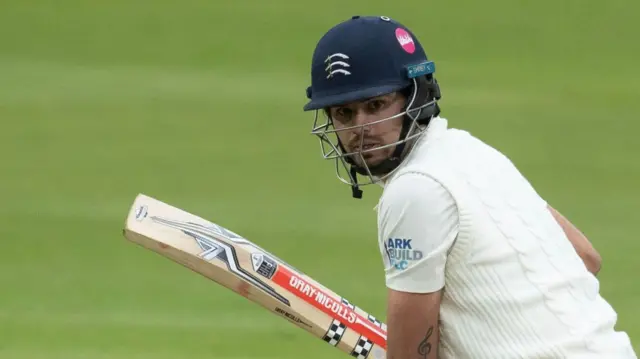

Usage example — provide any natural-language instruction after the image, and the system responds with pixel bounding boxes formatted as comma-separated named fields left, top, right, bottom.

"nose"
left=351, top=111, right=373, bottom=133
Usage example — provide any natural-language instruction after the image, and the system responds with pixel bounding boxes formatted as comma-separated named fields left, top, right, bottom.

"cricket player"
left=302, top=15, right=637, bottom=359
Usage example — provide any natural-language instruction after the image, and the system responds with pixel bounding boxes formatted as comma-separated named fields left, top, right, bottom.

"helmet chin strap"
left=349, top=167, right=364, bottom=199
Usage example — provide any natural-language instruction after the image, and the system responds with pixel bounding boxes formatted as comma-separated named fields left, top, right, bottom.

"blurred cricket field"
left=1, top=0, right=638, bottom=358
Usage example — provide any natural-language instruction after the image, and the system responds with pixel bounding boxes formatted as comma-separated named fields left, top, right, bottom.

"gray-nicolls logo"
left=325, top=53, right=351, bottom=79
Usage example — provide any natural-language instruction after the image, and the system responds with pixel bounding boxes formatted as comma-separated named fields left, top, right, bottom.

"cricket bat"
left=122, top=193, right=387, bottom=359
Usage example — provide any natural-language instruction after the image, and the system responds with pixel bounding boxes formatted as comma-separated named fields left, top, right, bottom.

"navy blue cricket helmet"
left=303, top=15, right=442, bottom=199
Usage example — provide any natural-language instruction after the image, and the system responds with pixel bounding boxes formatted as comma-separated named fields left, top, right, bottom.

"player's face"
left=328, top=92, right=406, bottom=169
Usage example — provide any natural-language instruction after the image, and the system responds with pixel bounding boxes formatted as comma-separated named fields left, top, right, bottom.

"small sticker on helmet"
left=406, top=61, right=435, bottom=79
left=395, top=28, right=415, bottom=54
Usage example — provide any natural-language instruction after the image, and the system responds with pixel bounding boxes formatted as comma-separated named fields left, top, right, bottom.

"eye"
left=367, top=100, right=385, bottom=112
left=333, top=107, right=352, bottom=122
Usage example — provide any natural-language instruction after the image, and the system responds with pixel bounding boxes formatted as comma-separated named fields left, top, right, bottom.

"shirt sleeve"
left=377, top=172, right=459, bottom=293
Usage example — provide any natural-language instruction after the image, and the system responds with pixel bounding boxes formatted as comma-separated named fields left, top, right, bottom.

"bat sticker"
left=149, top=216, right=291, bottom=306
left=272, top=265, right=387, bottom=348
left=200, top=221, right=306, bottom=275
left=251, top=252, right=278, bottom=279
left=350, top=336, right=374, bottom=359
left=135, top=205, right=148, bottom=221
left=323, top=318, right=347, bottom=346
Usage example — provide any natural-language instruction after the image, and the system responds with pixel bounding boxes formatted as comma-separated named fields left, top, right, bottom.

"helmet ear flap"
left=430, top=77, right=442, bottom=101
left=404, top=75, right=441, bottom=124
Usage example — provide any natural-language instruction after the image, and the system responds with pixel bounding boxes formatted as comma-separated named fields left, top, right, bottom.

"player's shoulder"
left=379, top=171, right=453, bottom=212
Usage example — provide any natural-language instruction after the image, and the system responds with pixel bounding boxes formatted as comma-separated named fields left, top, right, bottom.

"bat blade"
left=122, top=193, right=387, bottom=359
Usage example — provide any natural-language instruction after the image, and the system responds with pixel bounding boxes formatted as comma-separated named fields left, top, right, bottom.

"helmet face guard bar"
left=310, top=78, right=438, bottom=192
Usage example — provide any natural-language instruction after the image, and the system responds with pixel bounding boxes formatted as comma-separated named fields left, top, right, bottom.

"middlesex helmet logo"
left=395, top=28, right=415, bottom=54
left=324, top=53, right=351, bottom=79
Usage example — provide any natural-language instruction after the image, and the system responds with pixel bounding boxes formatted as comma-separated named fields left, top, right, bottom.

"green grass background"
left=1, top=0, right=638, bottom=358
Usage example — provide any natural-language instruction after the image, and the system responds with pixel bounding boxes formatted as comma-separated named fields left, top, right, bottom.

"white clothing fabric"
left=376, top=117, right=637, bottom=358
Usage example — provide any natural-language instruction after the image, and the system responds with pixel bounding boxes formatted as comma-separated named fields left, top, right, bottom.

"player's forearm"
left=387, top=290, right=441, bottom=359
left=387, top=320, right=439, bottom=359
left=548, top=205, right=602, bottom=275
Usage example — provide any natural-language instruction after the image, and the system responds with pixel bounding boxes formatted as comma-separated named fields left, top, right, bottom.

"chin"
left=347, top=151, right=389, bottom=170
left=358, top=156, right=386, bottom=170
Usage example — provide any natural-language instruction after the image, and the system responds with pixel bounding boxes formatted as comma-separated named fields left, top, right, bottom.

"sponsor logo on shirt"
left=385, top=238, right=423, bottom=270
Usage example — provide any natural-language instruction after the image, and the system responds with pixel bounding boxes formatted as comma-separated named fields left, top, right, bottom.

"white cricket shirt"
left=378, top=172, right=458, bottom=294
left=375, top=117, right=637, bottom=359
